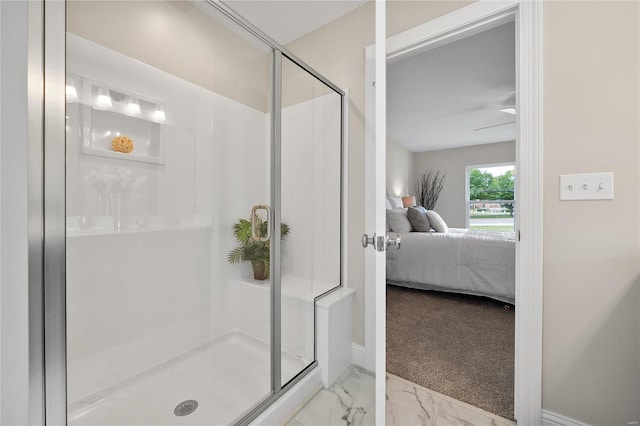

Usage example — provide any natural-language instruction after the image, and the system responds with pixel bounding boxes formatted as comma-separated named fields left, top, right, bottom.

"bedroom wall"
left=286, top=0, right=471, bottom=347
left=542, top=2, right=640, bottom=425
left=386, top=138, right=414, bottom=197
left=412, top=141, right=515, bottom=228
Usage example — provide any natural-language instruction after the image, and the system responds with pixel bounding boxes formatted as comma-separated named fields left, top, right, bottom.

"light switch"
left=560, top=172, right=614, bottom=200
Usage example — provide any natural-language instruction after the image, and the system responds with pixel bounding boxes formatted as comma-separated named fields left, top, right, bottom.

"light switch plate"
left=560, top=172, right=614, bottom=201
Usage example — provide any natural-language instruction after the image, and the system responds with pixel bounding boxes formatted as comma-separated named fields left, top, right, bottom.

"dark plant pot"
left=251, top=261, right=269, bottom=281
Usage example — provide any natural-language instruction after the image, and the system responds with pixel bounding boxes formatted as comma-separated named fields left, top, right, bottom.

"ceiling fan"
left=473, top=107, right=516, bottom=131
left=474, top=121, right=516, bottom=131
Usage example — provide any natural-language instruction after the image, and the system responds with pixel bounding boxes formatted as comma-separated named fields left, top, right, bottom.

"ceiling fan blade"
left=473, top=121, right=516, bottom=131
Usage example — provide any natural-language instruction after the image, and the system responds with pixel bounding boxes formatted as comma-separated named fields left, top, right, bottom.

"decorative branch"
left=414, top=169, right=445, bottom=210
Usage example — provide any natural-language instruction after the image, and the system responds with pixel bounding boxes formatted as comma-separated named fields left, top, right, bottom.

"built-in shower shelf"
left=82, top=146, right=164, bottom=165
left=66, top=217, right=210, bottom=238
left=235, top=276, right=338, bottom=303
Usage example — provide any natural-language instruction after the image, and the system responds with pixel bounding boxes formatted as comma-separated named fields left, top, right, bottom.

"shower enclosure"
left=44, top=1, right=344, bottom=424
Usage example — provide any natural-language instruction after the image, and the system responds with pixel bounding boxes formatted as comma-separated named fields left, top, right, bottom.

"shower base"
left=68, top=331, right=307, bottom=425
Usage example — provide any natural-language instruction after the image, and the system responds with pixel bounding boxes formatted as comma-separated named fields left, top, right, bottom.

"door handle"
left=362, top=233, right=401, bottom=251
left=362, top=233, right=375, bottom=248
left=362, top=233, right=386, bottom=252
left=386, top=234, right=401, bottom=250
left=251, top=204, right=271, bottom=242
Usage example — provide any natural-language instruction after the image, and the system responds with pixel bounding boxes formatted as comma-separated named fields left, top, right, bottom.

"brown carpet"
left=386, top=285, right=515, bottom=420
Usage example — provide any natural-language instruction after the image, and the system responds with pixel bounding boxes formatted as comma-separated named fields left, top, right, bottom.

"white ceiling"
left=387, top=21, right=516, bottom=153
left=224, top=0, right=368, bottom=45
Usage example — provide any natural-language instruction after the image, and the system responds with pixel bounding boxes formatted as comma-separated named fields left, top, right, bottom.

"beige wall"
left=386, top=138, right=414, bottom=197
left=413, top=141, right=515, bottom=228
left=294, top=0, right=640, bottom=423
left=387, top=0, right=473, bottom=36
left=287, top=0, right=469, bottom=346
left=543, top=2, right=639, bottom=424
left=67, top=0, right=271, bottom=112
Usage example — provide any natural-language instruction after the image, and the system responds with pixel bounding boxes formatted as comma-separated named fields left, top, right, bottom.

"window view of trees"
left=469, top=168, right=515, bottom=202
left=468, top=165, right=515, bottom=231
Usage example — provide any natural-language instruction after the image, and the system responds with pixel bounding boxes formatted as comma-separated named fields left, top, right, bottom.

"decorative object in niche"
left=82, top=166, right=148, bottom=231
left=228, top=215, right=290, bottom=281
left=112, top=135, right=134, bottom=153
left=415, top=169, right=446, bottom=210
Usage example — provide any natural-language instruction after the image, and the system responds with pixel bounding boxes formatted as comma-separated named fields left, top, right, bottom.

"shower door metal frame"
left=38, top=0, right=347, bottom=425
left=209, top=1, right=347, bottom=423
left=42, top=1, right=68, bottom=425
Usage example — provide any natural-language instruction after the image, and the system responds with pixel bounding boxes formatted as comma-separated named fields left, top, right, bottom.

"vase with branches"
left=414, top=169, right=446, bottom=210
left=227, top=214, right=290, bottom=281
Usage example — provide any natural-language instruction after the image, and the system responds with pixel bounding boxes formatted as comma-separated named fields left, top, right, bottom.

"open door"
left=364, top=3, right=388, bottom=421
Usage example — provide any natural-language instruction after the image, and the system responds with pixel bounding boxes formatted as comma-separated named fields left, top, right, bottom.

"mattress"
left=386, top=228, right=516, bottom=304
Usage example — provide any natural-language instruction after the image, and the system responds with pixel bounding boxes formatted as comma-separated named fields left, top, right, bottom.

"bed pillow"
left=386, top=209, right=412, bottom=233
left=385, top=198, right=393, bottom=210
left=425, top=210, right=448, bottom=233
left=387, top=196, right=403, bottom=210
left=406, top=206, right=430, bottom=232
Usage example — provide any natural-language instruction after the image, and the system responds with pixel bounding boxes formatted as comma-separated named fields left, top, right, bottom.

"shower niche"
left=69, top=75, right=166, bottom=165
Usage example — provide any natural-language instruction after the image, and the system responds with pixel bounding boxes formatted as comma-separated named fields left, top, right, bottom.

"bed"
left=386, top=228, right=516, bottom=304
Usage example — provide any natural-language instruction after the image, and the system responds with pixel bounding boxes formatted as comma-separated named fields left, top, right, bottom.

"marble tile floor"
left=386, top=373, right=516, bottom=426
left=286, top=365, right=375, bottom=426
left=285, top=367, right=515, bottom=426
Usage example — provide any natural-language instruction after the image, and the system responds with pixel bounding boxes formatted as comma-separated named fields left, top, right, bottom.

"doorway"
left=365, top=1, right=543, bottom=423
left=386, top=18, right=517, bottom=419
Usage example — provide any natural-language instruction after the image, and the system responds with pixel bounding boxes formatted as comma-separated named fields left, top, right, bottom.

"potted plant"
left=227, top=214, right=290, bottom=281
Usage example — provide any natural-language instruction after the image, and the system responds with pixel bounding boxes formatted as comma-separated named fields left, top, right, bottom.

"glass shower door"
left=65, top=1, right=274, bottom=424
left=279, top=56, right=343, bottom=385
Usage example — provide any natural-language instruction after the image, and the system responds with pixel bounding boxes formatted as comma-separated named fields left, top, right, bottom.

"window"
left=467, top=164, right=515, bottom=232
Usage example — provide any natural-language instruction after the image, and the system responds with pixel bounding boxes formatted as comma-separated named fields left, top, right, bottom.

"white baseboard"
left=542, top=409, right=590, bottom=426
left=351, top=343, right=369, bottom=370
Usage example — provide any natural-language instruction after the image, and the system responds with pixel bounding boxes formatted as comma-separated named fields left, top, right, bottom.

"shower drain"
left=174, top=400, right=198, bottom=417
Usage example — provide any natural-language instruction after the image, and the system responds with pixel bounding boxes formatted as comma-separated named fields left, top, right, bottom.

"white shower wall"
left=281, top=93, right=342, bottom=287
left=66, top=34, right=270, bottom=402
left=66, top=34, right=342, bottom=404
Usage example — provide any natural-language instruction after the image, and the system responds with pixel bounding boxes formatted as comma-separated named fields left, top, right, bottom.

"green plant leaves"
left=232, top=218, right=253, bottom=243
left=227, top=246, right=246, bottom=264
left=227, top=216, right=290, bottom=268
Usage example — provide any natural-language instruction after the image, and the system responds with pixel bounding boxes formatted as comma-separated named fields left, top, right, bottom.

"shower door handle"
left=251, top=204, right=272, bottom=242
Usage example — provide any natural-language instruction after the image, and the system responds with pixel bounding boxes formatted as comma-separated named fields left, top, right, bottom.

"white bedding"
left=386, top=228, right=516, bottom=304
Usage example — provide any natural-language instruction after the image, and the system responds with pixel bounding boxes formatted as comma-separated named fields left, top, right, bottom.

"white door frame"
left=364, top=1, right=543, bottom=423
